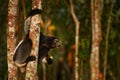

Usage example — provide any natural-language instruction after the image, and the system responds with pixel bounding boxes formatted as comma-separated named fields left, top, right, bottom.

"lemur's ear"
left=27, top=9, right=42, bottom=18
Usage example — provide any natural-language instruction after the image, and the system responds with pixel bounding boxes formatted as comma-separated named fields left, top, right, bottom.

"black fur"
left=13, top=31, right=33, bottom=67
left=27, top=9, right=42, bottom=18
left=38, top=32, right=60, bottom=64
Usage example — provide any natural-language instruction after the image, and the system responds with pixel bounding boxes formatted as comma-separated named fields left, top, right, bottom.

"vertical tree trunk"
left=70, top=0, right=80, bottom=80
left=22, top=0, right=26, bottom=19
left=7, top=0, right=18, bottom=79
left=103, top=1, right=114, bottom=80
left=25, top=0, right=42, bottom=80
left=90, top=0, right=102, bottom=80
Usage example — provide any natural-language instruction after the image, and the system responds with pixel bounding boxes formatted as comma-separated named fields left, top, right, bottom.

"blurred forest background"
left=0, top=0, right=120, bottom=80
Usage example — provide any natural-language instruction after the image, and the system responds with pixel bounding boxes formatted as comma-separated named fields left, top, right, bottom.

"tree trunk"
left=7, top=0, right=18, bottom=79
left=90, top=0, right=102, bottom=80
left=103, top=1, right=114, bottom=80
left=70, top=0, right=80, bottom=80
left=25, top=0, right=42, bottom=80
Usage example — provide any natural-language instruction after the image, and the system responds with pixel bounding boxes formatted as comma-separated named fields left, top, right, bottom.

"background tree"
left=69, top=0, right=80, bottom=80
left=90, top=0, right=102, bottom=80
left=7, top=0, right=18, bottom=79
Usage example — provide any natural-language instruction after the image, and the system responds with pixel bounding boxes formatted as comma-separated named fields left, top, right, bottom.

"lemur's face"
left=46, top=36, right=60, bottom=49
left=39, top=33, right=60, bottom=49
left=39, top=34, right=60, bottom=49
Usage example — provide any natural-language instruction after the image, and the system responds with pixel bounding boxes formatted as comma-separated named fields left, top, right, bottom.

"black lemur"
left=13, top=9, right=42, bottom=68
left=13, top=9, right=60, bottom=69
left=38, top=32, right=60, bottom=64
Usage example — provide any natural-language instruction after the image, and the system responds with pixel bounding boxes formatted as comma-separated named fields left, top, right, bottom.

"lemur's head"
left=40, top=32, right=60, bottom=49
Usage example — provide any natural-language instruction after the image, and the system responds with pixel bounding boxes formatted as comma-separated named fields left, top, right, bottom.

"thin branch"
left=103, top=1, right=114, bottom=80
left=70, top=0, right=80, bottom=80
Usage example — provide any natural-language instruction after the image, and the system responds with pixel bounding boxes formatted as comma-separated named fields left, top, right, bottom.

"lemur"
left=13, top=9, right=60, bottom=72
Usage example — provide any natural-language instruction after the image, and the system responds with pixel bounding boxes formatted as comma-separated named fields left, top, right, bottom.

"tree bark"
left=7, top=0, right=18, bottom=79
left=25, top=0, right=42, bottom=80
left=90, top=0, right=102, bottom=80
left=70, top=0, right=80, bottom=80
